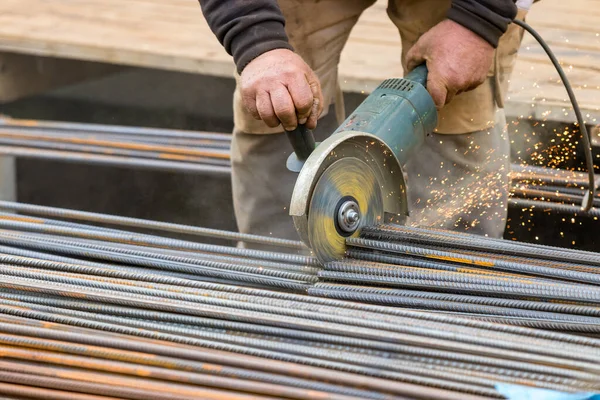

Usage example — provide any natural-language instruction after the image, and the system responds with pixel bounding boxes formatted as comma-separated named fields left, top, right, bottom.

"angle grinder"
left=285, top=64, right=437, bottom=263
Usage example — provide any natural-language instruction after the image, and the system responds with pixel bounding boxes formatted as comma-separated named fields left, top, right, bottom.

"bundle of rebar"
left=0, top=201, right=598, bottom=398
left=2, top=116, right=596, bottom=213
left=0, top=117, right=231, bottom=174
left=317, top=223, right=600, bottom=334
left=510, top=163, right=600, bottom=216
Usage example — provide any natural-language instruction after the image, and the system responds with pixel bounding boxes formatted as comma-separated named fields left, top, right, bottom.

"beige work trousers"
left=230, top=1, right=528, bottom=250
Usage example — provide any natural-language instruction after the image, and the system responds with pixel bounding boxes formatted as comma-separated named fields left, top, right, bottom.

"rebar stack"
left=0, top=117, right=232, bottom=174
left=510, top=163, right=600, bottom=215
left=2, top=115, right=596, bottom=211
left=0, top=202, right=598, bottom=398
left=316, top=223, right=600, bottom=334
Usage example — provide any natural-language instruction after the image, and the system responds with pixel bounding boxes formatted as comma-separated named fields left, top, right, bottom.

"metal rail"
left=0, top=117, right=232, bottom=174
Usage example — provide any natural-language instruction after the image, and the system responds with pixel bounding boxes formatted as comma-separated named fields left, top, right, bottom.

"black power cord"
left=512, top=19, right=595, bottom=211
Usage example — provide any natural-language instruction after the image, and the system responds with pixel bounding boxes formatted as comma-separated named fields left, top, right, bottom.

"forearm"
left=198, top=0, right=292, bottom=74
left=448, top=0, right=518, bottom=47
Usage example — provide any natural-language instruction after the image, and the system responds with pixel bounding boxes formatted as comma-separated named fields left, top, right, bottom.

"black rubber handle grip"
left=286, top=124, right=316, bottom=161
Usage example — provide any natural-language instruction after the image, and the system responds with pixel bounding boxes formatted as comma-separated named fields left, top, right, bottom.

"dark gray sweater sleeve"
left=448, top=0, right=518, bottom=47
left=198, top=0, right=293, bottom=74
left=199, top=0, right=517, bottom=73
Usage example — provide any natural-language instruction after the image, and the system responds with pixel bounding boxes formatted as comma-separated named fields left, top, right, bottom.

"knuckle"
left=297, top=95, right=313, bottom=111
left=282, top=66, right=301, bottom=79
left=277, top=105, right=296, bottom=118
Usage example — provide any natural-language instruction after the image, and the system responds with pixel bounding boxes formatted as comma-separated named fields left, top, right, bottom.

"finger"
left=256, top=90, right=280, bottom=128
left=405, top=43, right=424, bottom=72
left=306, top=79, right=323, bottom=130
left=426, top=74, right=448, bottom=110
left=271, top=86, right=298, bottom=131
left=242, top=94, right=260, bottom=120
left=287, top=75, right=314, bottom=123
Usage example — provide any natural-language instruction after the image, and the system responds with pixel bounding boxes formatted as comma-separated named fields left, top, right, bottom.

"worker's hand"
left=240, top=49, right=324, bottom=131
left=406, top=19, right=494, bottom=109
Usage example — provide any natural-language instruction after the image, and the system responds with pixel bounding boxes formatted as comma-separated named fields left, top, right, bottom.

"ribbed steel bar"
left=6, top=289, right=598, bottom=384
left=0, top=137, right=232, bottom=166
left=1, top=234, right=588, bottom=350
left=0, top=230, right=316, bottom=279
left=308, top=286, right=600, bottom=324
left=0, top=318, right=576, bottom=398
left=0, top=317, right=495, bottom=400
left=346, top=237, right=600, bottom=285
left=0, top=131, right=229, bottom=160
left=324, top=260, right=588, bottom=291
left=444, top=315, right=600, bottom=332
left=0, top=126, right=232, bottom=148
left=0, top=146, right=231, bottom=174
left=0, top=258, right=312, bottom=294
left=0, top=298, right=505, bottom=395
left=8, top=334, right=584, bottom=394
left=0, top=367, right=276, bottom=400
left=0, top=351, right=366, bottom=400
left=0, top=219, right=317, bottom=266
left=344, top=249, right=547, bottom=280
left=0, top=232, right=317, bottom=288
left=510, top=164, right=592, bottom=186
left=0, top=262, right=317, bottom=308
left=0, top=244, right=279, bottom=288
left=512, top=184, right=589, bottom=197
left=360, top=224, right=600, bottom=266
left=0, top=313, right=459, bottom=398
left=0, top=250, right=315, bottom=295
left=0, top=381, right=125, bottom=400
left=363, top=220, right=597, bottom=259
left=4, top=261, right=597, bottom=359
left=511, top=187, right=600, bottom=207
left=318, top=270, right=600, bottom=304
left=0, top=313, right=585, bottom=396
left=0, top=214, right=313, bottom=272
left=2, top=201, right=600, bottom=400
left=311, top=282, right=600, bottom=317
left=0, top=117, right=232, bottom=141
left=0, top=233, right=319, bottom=275
left=3, top=275, right=599, bottom=368
left=0, top=130, right=231, bottom=159
left=511, top=198, right=600, bottom=217
left=5, top=284, right=597, bottom=376
left=0, top=307, right=497, bottom=400
left=7, top=292, right=599, bottom=391
left=345, top=250, right=564, bottom=287
left=7, top=314, right=596, bottom=394
left=0, top=200, right=305, bottom=249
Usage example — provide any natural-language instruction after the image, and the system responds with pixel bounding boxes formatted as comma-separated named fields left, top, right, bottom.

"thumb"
left=426, top=73, right=448, bottom=110
left=405, top=43, right=425, bottom=72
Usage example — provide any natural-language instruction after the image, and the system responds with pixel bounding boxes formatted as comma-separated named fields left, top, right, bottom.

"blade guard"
left=289, top=132, right=406, bottom=247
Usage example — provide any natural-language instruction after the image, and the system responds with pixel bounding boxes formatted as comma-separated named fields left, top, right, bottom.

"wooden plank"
left=0, top=0, right=598, bottom=123
left=0, top=0, right=234, bottom=76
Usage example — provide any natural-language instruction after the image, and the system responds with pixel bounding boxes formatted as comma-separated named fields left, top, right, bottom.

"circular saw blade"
left=307, top=157, right=384, bottom=263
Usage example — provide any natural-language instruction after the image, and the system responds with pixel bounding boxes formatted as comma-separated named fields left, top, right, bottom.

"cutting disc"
left=307, top=157, right=384, bottom=263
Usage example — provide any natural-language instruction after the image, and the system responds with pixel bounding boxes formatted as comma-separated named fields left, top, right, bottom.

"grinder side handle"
left=285, top=124, right=316, bottom=161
